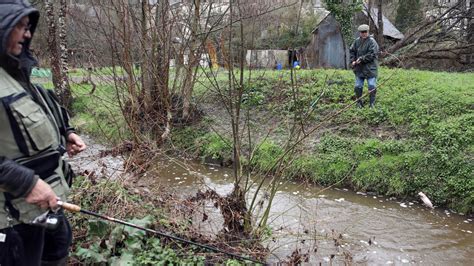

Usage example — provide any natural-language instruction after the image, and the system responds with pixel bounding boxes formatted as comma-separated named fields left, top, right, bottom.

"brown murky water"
left=153, top=159, right=474, bottom=265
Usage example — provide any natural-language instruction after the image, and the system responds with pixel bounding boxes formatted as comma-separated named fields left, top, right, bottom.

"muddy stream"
left=70, top=138, right=473, bottom=265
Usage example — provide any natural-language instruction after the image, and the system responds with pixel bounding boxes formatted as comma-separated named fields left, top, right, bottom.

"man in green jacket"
left=349, top=24, right=380, bottom=108
left=0, top=0, right=86, bottom=265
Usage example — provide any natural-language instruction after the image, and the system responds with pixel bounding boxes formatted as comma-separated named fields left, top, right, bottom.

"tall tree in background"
left=367, top=0, right=373, bottom=28
left=469, top=0, right=474, bottom=42
left=45, top=0, right=72, bottom=109
left=377, top=0, right=384, bottom=49
left=395, top=0, right=423, bottom=33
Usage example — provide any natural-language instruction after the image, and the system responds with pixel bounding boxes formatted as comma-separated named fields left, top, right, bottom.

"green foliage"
left=226, top=259, right=246, bottom=266
left=251, top=140, right=285, bottom=172
left=285, top=152, right=353, bottom=186
left=427, top=113, right=474, bottom=162
left=253, top=7, right=320, bottom=49
left=324, top=0, right=363, bottom=44
left=171, top=125, right=209, bottom=153
left=71, top=83, right=129, bottom=143
left=274, top=14, right=320, bottom=49
left=75, top=216, right=204, bottom=265
left=196, top=132, right=232, bottom=160
left=242, top=80, right=268, bottom=107
left=316, top=134, right=354, bottom=155
left=353, top=152, right=425, bottom=195
left=395, top=0, right=423, bottom=33
left=284, top=135, right=355, bottom=185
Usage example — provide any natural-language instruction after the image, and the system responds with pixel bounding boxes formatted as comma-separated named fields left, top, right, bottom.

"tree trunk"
left=468, top=0, right=474, bottom=42
left=45, top=2, right=62, bottom=103
left=46, top=0, right=72, bottom=109
left=368, top=0, right=373, bottom=28
left=140, top=0, right=150, bottom=110
left=153, top=0, right=172, bottom=142
left=377, top=0, right=384, bottom=49
left=58, top=0, right=72, bottom=109
left=181, top=0, right=201, bottom=121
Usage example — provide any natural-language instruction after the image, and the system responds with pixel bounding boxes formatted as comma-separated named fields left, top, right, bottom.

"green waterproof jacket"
left=349, top=36, right=379, bottom=78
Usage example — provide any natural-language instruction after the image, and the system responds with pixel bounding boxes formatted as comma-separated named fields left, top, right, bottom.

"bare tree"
left=368, top=0, right=373, bottom=28
left=384, top=0, right=473, bottom=70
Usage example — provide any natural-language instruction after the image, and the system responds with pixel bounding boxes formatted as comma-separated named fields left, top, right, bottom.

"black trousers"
left=0, top=214, right=72, bottom=266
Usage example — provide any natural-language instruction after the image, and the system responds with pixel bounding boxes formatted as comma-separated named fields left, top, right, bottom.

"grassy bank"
left=63, top=67, right=473, bottom=214
left=173, top=68, right=474, bottom=214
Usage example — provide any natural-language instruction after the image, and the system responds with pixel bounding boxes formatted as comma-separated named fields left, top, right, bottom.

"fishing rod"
left=58, top=201, right=263, bottom=264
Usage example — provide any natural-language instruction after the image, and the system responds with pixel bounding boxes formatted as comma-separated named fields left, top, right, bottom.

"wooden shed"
left=305, top=9, right=349, bottom=69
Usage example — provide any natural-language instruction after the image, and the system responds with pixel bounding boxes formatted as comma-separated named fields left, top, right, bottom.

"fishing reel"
left=31, top=210, right=62, bottom=230
left=30, top=197, right=65, bottom=230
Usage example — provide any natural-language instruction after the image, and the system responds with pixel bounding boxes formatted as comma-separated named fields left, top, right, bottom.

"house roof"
left=311, top=6, right=404, bottom=40
left=363, top=4, right=404, bottom=39
left=310, top=8, right=331, bottom=34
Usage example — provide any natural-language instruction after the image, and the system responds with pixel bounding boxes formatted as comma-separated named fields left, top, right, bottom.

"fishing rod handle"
left=57, top=201, right=81, bottom=212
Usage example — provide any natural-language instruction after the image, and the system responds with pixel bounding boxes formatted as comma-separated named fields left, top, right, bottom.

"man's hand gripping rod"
left=57, top=201, right=264, bottom=264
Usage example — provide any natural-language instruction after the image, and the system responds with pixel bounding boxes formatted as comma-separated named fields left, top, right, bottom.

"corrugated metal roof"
left=311, top=8, right=331, bottom=34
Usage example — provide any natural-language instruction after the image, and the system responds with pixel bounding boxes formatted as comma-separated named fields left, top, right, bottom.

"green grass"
left=70, top=82, right=131, bottom=143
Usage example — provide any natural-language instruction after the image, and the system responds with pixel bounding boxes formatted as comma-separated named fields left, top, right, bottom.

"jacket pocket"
left=10, top=95, right=57, bottom=151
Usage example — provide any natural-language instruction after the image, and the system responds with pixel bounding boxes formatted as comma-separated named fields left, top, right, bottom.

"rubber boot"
left=369, top=86, right=376, bottom=108
left=354, top=86, right=364, bottom=108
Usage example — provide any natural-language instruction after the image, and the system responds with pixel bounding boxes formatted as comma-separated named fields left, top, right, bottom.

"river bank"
left=171, top=68, right=474, bottom=214
left=67, top=136, right=474, bottom=264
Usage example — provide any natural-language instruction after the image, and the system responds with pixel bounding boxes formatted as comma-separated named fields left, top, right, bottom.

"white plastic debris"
left=418, top=192, right=434, bottom=209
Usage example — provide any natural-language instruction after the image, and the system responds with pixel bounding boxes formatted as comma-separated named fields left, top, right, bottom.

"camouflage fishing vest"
left=0, top=67, right=70, bottom=229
